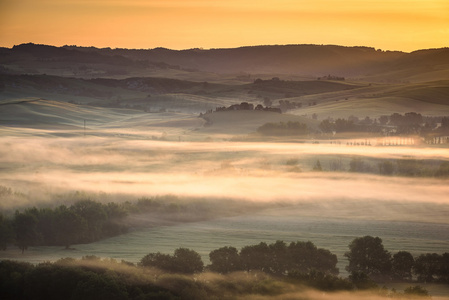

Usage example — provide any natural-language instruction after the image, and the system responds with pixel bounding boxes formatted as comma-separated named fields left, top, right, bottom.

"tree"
left=391, top=251, right=414, bottom=281
left=209, top=246, right=241, bottom=274
left=172, top=248, right=204, bottom=274
left=378, top=115, right=389, bottom=125
left=13, top=210, right=40, bottom=253
left=0, top=213, right=14, bottom=250
left=439, top=253, right=449, bottom=283
left=240, top=242, right=271, bottom=272
left=269, top=240, right=290, bottom=275
left=289, top=241, right=338, bottom=275
left=35, top=208, right=56, bottom=245
left=319, top=120, right=334, bottom=133
left=335, top=118, right=355, bottom=132
left=54, top=206, right=87, bottom=249
left=140, top=252, right=174, bottom=271
left=140, top=248, right=203, bottom=274
left=313, top=160, right=322, bottom=171
left=348, top=271, right=378, bottom=290
left=71, top=200, right=107, bottom=242
left=345, top=236, right=392, bottom=281
left=413, top=253, right=441, bottom=282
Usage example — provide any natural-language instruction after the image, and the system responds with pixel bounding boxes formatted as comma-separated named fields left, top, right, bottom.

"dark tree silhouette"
left=13, top=210, right=40, bottom=253
left=209, top=246, right=241, bottom=274
left=345, top=236, right=392, bottom=281
left=71, top=200, right=107, bottom=242
left=313, top=159, right=322, bottom=171
left=0, top=213, right=14, bottom=250
left=413, top=253, right=442, bottom=283
left=140, top=248, right=203, bottom=274
left=140, top=252, right=174, bottom=271
left=240, top=242, right=271, bottom=272
left=172, top=247, right=204, bottom=274
left=54, top=206, right=87, bottom=249
left=392, top=251, right=414, bottom=281
left=289, top=241, right=338, bottom=275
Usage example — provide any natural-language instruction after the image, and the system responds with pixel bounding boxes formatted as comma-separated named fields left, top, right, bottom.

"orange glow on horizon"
left=1, top=0, right=448, bottom=52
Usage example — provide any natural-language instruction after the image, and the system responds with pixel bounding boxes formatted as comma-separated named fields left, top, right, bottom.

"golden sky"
left=1, top=0, right=448, bottom=51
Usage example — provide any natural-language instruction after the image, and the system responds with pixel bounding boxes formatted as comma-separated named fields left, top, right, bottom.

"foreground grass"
left=0, top=257, right=438, bottom=300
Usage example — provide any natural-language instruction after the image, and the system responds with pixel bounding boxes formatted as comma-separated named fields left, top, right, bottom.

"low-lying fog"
left=1, top=128, right=448, bottom=225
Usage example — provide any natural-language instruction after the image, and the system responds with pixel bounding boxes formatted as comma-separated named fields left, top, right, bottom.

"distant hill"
left=1, top=43, right=449, bottom=81
left=1, top=43, right=449, bottom=137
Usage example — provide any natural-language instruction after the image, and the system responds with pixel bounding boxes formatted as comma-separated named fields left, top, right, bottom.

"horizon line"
left=4, top=42, right=448, bottom=54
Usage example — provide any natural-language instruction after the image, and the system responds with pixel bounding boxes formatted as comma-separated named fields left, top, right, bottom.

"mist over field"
left=1, top=132, right=448, bottom=211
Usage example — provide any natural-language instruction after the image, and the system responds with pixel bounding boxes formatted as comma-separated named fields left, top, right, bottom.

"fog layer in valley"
left=1, top=129, right=448, bottom=225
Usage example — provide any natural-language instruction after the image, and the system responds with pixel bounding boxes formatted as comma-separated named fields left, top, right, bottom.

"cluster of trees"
left=346, top=236, right=449, bottom=284
left=0, top=196, right=199, bottom=252
left=319, top=118, right=362, bottom=133
left=204, top=101, right=282, bottom=114
left=317, top=74, right=345, bottom=81
left=257, top=121, right=309, bottom=136
left=140, top=248, right=204, bottom=274
left=210, top=240, right=338, bottom=275
left=279, top=99, right=303, bottom=111
left=0, top=200, right=128, bottom=252
left=140, top=241, right=338, bottom=276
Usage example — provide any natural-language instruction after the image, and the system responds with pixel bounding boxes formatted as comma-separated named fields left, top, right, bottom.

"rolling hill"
left=1, top=43, right=449, bottom=140
left=2, top=43, right=449, bottom=82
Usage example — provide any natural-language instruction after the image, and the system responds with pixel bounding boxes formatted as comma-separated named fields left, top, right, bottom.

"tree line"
left=0, top=200, right=128, bottom=253
left=320, top=113, right=449, bottom=137
left=256, top=113, right=449, bottom=138
left=2, top=236, right=443, bottom=300
left=311, top=157, right=449, bottom=178
left=0, top=196, right=201, bottom=252
left=140, top=240, right=338, bottom=277
left=138, top=237, right=448, bottom=285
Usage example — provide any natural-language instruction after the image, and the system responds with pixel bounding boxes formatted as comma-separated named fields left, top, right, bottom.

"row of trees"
left=257, top=113, right=449, bottom=138
left=140, top=241, right=338, bottom=276
left=139, top=237, right=449, bottom=286
left=312, top=157, right=449, bottom=178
